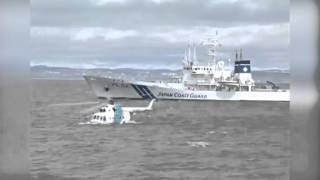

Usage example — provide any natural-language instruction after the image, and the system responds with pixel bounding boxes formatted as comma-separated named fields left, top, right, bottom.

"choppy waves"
left=30, top=80, right=290, bottom=179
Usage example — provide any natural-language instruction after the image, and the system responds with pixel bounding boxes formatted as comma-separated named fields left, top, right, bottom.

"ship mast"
left=184, top=49, right=188, bottom=63
left=203, top=31, right=221, bottom=66
left=193, top=42, right=197, bottom=63
left=236, top=50, right=239, bottom=61
left=188, top=41, right=192, bottom=63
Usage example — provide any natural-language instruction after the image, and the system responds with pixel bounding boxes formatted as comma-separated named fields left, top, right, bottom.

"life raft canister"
left=114, top=104, right=123, bottom=124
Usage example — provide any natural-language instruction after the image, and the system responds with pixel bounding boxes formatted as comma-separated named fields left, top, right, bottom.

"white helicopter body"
left=89, top=99, right=155, bottom=124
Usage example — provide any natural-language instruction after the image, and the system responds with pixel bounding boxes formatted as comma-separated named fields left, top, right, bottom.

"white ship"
left=84, top=36, right=290, bottom=101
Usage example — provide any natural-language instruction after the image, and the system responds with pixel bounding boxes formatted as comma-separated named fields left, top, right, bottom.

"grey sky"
left=31, top=0, right=289, bottom=70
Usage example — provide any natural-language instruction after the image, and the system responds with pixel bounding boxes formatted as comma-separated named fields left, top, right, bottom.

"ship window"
left=103, top=116, right=106, bottom=121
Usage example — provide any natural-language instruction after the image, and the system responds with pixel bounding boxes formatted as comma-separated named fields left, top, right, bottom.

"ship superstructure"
left=181, top=36, right=254, bottom=92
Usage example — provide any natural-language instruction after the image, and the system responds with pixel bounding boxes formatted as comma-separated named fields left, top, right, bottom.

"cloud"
left=32, top=23, right=288, bottom=49
left=31, top=0, right=289, bottom=69
left=145, top=24, right=289, bottom=48
left=72, top=28, right=138, bottom=41
left=31, top=27, right=68, bottom=37
left=31, top=23, right=289, bottom=69
left=31, top=27, right=138, bottom=41
left=90, top=0, right=178, bottom=6
left=90, top=0, right=130, bottom=6
left=31, top=0, right=289, bottom=28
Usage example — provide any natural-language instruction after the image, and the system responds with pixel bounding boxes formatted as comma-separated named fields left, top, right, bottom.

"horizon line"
left=30, top=64, right=290, bottom=72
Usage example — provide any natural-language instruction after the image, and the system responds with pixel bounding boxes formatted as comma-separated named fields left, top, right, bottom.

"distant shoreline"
left=30, top=65, right=290, bottom=73
left=31, top=65, right=290, bottom=83
left=31, top=78, right=85, bottom=81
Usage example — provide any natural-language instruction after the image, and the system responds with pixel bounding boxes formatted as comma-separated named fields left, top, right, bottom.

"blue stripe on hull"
left=138, top=85, right=157, bottom=99
left=131, top=84, right=150, bottom=99
left=131, top=84, right=157, bottom=99
left=131, top=84, right=147, bottom=99
left=136, top=85, right=152, bottom=99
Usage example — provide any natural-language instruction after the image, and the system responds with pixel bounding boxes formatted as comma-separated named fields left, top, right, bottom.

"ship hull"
left=84, top=75, right=290, bottom=101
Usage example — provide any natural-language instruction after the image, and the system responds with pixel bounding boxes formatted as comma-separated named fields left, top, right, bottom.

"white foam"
left=124, top=120, right=139, bottom=124
left=221, top=131, right=228, bottom=135
left=78, top=121, right=112, bottom=125
left=49, top=101, right=99, bottom=107
left=187, top=141, right=210, bottom=148
left=78, top=120, right=141, bottom=125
